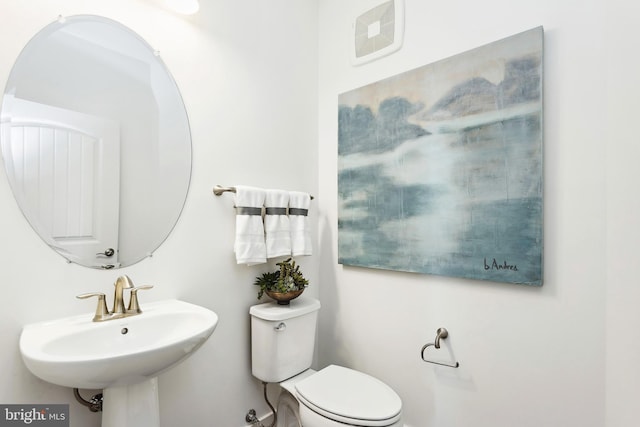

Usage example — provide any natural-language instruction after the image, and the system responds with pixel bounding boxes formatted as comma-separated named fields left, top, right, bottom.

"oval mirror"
left=0, top=15, right=191, bottom=269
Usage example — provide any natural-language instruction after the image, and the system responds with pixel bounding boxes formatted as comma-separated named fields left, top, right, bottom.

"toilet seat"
left=295, top=365, right=402, bottom=427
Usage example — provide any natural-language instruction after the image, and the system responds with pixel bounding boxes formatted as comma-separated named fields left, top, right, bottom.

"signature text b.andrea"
left=484, top=258, right=518, bottom=271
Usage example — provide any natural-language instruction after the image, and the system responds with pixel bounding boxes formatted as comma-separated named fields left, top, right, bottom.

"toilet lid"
left=295, top=365, right=402, bottom=426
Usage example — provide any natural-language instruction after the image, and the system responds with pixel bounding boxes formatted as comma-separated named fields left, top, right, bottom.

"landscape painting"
left=338, top=27, right=543, bottom=285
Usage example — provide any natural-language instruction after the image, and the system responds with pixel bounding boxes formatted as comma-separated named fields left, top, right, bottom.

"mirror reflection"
left=0, top=15, right=192, bottom=269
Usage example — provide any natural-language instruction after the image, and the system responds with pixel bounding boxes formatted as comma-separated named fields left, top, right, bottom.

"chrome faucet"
left=77, top=275, right=153, bottom=322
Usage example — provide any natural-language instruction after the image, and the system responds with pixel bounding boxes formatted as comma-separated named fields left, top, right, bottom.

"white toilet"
left=250, top=297, right=403, bottom=427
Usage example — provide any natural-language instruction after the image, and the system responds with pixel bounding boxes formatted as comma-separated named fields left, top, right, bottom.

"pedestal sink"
left=19, top=299, right=218, bottom=427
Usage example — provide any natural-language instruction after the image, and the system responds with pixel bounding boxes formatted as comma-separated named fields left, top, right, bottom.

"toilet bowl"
left=276, top=390, right=301, bottom=427
left=294, top=365, right=402, bottom=427
left=277, top=370, right=313, bottom=427
left=276, top=366, right=403, bottom=427
left=250, top=298, right=403, bottom=427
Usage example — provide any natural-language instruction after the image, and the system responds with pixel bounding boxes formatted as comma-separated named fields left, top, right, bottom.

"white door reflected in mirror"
left=2, top=97, right=121, bottom=266
left=0, top=15, right=192, bottom=269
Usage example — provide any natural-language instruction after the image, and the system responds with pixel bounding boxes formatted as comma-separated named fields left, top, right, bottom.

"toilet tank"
left=250, top=297, right=321, bottom=383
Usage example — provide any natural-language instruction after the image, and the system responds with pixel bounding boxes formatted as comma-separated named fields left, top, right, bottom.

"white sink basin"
left=20, top=299, right=218, bottom=389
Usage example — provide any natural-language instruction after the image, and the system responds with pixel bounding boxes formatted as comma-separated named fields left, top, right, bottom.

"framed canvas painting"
left=338, top=27, right=544, bottom=285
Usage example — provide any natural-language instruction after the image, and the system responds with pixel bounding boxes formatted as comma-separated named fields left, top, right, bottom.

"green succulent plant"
left=253, top=258, right=309, bottom=300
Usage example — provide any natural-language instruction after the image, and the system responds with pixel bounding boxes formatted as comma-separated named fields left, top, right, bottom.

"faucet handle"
left=77, top=292, right=110, bottom=321
left=127, top=285, right=154, bottom=314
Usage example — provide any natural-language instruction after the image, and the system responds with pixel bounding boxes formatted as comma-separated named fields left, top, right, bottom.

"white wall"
left=317, top=1, right=639, bottom=427
left=0, top=1, right=318, bottom=426
left=604, top=2, right=640, bottom=426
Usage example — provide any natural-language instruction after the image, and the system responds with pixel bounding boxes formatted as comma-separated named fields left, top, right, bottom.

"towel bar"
left=213, top=185, right=314, bottom=200
left=421, top=327, right=459, bottom=368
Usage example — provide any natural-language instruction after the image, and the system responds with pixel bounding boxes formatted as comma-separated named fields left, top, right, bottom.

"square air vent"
left=351, top=0, right=404, bottom=66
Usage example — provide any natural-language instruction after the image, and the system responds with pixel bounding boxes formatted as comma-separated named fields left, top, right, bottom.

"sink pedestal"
left=102, top=378, right=160, bottom=427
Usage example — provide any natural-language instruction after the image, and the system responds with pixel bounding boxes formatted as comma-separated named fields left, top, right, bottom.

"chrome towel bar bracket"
left=212, top=185, right=236, bottom=196
left=421, top=327, right=460, bottom=368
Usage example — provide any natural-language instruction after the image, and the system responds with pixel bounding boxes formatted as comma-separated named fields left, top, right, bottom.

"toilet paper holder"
left=420, top=327, right=460, bottom=368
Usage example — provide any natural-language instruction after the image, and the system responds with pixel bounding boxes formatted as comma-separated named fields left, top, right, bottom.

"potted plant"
left=253, top=258, right=309, bottom=305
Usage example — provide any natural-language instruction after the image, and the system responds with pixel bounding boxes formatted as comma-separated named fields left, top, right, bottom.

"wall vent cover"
left=351, top=0, right=404, bottom=65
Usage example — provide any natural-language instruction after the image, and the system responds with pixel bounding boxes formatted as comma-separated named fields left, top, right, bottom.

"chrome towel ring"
left=421, top=327, right=460, bottom=368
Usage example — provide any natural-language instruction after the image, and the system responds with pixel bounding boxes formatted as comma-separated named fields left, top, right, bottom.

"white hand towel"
left=289, top=191, right=312, bottom=256
left=264, top=189, right=291, bottom=258
left=234, top=185, right=267, bottom=265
